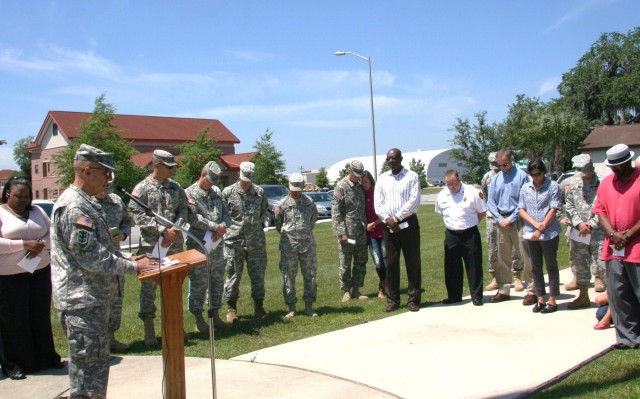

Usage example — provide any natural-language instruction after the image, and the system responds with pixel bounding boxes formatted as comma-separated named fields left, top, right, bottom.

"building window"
left=35, top=190, right=40, bottom=199
left=52, top=189, right=58, bottom=199
left=43, top=189, right=48, bottom=199
left=52, top=123, right=58, bottom=136
left=438, top=163, right=447, bottom=167
left=42, top=162, right=48, bottom=177
left=35, top=164, right=39, bottom=174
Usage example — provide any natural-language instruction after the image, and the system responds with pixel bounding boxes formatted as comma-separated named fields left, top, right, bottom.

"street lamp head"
left=334, top=51, right=346, bottom=56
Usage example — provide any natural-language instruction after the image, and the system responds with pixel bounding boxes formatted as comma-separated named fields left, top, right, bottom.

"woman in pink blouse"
left=0, top=177, right=61, bottom=379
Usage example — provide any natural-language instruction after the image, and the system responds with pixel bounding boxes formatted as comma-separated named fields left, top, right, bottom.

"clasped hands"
left=24, top=239, right=45, bottom=259
left=610, top=230, right=630, bottom=250
left=385, top=216, right=401, bottom=233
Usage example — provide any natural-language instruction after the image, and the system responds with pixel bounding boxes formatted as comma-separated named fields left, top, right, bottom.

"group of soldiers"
left=480, top=151, right=606, bottom=307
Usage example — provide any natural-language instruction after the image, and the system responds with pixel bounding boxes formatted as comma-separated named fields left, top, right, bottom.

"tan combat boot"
left=284, top=303, right=296, bottom=321
left=377, top=279, right=386, bottom=299
left=226, top=301, right=239, bottom=324
left=565, top=274, right=578, bottom=291
left=341, top=290, right=352, bottom=303
left=352, top=288, right=368, bottom=300
left=304, top=301, right=318, bottom=317
left=513, top=272, right=524, bottom=292
left=568, top=287, right=590, bottom=309
left=143, top=319, right=158, bottom=347
left=193, top=312, right=209, bottom=334
left=110, top=332, right=130, bottom=353
left=211, top=309, right=230, bottom=331
left=254, top=299, right=268, bottom=318
left=594, top=276, right=606, bottom=292
left=485, top=272, right=498, bottom=291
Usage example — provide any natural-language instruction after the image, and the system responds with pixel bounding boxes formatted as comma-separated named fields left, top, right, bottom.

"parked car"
left=304, top=191, right=333, bottom=218
left=259, top=184, right=289, bottom=227
left=32, top=199, right=55, bottom=218
left=557, top=171, right=575, bottom=185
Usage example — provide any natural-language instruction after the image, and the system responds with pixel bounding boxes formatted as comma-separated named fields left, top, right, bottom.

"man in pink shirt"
left=592, top=144, right=640, bottom=349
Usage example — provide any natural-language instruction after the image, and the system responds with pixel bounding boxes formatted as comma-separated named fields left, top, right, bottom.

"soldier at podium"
left=51, top=144, right=156, bottom=399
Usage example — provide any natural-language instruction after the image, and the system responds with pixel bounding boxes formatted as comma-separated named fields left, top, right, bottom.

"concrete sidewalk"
left=0, top=267, right=616, bottom=399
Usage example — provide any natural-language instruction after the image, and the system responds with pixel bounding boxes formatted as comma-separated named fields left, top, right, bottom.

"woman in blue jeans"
left=361, top=171, right=386, bottom=298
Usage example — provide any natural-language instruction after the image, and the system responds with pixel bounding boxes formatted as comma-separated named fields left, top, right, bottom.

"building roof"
left=30, top=111, right=240, bottom=149
left=220, top=152, right=258, bottom=169
left=0, top=169, right=15, bottom=180
left=580, top=124, right=640, bottom=150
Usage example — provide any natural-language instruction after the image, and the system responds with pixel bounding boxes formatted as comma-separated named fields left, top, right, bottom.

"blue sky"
left=0, top=1, right=638, bottom=174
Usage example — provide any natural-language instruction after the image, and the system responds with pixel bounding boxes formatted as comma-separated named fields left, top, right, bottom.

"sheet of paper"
left=204, top=230, right=222, bottom=252
left=611, top=245, right=625, bottom=257
left=522, top=232, right=533, bottom=240
left=570, top=228, right=591, bottom=245
left=151, top=238, right=169, bottom=260
left=17, top=254, right=41, bottom=274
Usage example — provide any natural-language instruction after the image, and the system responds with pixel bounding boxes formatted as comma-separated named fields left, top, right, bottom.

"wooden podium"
left=139, top=249, right=207, bottom=399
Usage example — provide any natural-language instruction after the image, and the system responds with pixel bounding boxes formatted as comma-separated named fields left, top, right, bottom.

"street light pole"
left=335, top=51, right=378, bottom=180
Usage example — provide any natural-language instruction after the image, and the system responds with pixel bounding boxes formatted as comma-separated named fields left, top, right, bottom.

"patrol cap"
left=605, top=144, right=635, bottom=167
left=204, top=161, right=221, bottom=183
left=152, top=150, right=178, bottom=168
left=572, top=154, right=593, bottom=178
left=239, top=161, right=256, bottom=182
left=74, top=144, right=117, bottom=171
left=350, top=160, right=364, bottom=177
left=288, top=173, right=305, bottom=192
left=488, top=152, right=498, bottom=169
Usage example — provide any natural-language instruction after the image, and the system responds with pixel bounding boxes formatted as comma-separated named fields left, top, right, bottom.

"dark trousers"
left=606, top=259, right=640, bottom=348
left=525, top=236, right=560, bottom=298
left=384, top=215, right=421, bottom=306
left=444, top=226, right=483, bottom=301
left=0, top=266, right=60, bottom=373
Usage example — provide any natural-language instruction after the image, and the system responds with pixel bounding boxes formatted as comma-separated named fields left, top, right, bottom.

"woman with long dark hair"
left=0, top=176, right=62, bottom=379
left=361, top=170, right=386, bottom=298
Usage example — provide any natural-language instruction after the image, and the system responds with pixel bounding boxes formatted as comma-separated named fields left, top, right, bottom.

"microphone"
left=117, top=185, right=152, bottom=214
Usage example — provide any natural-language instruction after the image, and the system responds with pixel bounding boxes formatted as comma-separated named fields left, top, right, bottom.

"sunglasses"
left=499, top=163, right=510, bottom=167
left=89, top=167, right=113, bottom=177
left=530, top=172, right=543, bottom=177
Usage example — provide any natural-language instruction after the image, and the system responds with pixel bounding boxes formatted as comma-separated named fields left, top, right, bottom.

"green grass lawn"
left=49, top=204, right=640, bottom=397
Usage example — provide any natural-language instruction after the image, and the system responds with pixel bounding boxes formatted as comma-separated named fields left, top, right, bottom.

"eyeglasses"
left=499, top=163, right=510, bottom=168
left=530, top=172, right=543, bottom=177
left=89, top=167, right=113, bottom=177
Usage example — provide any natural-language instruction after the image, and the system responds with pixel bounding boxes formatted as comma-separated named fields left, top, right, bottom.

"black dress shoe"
left=407, top=302, right=420, bottom=312
left=442, top=298, right=462, bottom=304
left=611, top=343, right=631, bottom=350
left=532, top=302, right=545, bottom=313
left=383, top=303, right=399, bottom=313
left=540, top=303, right=558, bottom=314
left=2, top=362, right=26, bottom=380
left=472, top=298, right=483, bottom=306
left=50, top=360, right=66, bottom=369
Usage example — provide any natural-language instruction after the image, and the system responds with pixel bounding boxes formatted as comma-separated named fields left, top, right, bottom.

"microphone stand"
left=118, top=186, right=218, bottom=399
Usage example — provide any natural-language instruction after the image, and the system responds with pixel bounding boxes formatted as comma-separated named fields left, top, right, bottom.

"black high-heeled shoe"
left=2, top=362, right=26, bottom=380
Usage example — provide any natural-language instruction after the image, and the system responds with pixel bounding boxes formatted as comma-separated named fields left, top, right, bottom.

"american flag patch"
left=75, top=215, right=93, bottom=229
left=188, top=197, right=196, bottom=205
left=132, top=188, right=140, bottom=197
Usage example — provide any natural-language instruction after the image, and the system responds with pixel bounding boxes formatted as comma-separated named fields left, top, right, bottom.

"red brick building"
left=28, top=111, right=254, bottom=200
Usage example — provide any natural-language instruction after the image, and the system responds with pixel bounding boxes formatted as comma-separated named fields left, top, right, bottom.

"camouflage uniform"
left=52, top=182, right=138, bottom=398
left=332, top=176, right=368, bottom=292
left=481, top=169, right=521, bottom=274
left=564, top=174, right=605, bottom=287
left=221, top=182, right=269, bottom=302
left=185, top=182, right=231, bottom=313
left=275, top=194, right=318, bottom=305
left=129, top=176, right=188, bottom=321
left=96, top=193, right=131, bottom=335
left=559, top=175, right=577, bottom=274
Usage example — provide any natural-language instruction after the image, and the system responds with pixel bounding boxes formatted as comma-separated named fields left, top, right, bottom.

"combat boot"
left=193, top=312, right=209, bottom=334
left=254, top=299, right=268, bottom=318
left=565, top=274, right=578, bottom=291
left=568, top=287, right=590, bottom=309
left=143, top=319, right=158, bottom=347
left=341, top=290, right=352, bottom=303
left=594, top=276, right=606, bottom=292
left=284, top=303, right=296, bottom=321
left=377, top=279, right=386, bottom=299
left=351, top=288, right=368, bottom=300
left=485, top=272, right=498, bottom=291
left=226, top=301, right=239, bottom=324
left=110, top=333, right=130, bottom=353
left=304, top=301, right=318, bottom=317
left=513, top=272, right=524, bottom=292
left=211, top=309, right=230, bottom=331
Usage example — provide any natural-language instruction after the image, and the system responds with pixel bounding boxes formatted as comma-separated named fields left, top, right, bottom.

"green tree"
left=558, top=27, right=640, bottom=124
left=380, top=161, right=390, bottom=174
left=13, top=136, right=34, bottom=180
left=316, top=167, right=329, bottom=189
left=173, top=129, right=222, bottom=188
left=337, top=163, right=350, bottom=181
left=448, top=111, right=503, bottom=183
left=409, top=158, right=428, bottom=188
left=52, top=94, right=146, bottom=193
left=252, top=129, right=286, bottom=185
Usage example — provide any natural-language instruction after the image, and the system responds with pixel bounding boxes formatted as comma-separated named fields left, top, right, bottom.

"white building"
left=326, top=149, right=467, bottom=184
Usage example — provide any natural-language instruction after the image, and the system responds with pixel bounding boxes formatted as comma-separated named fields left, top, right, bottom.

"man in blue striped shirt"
left=374, top=148, right=422, bottom=312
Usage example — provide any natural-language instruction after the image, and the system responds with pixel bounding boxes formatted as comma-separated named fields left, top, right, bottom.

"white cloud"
left=537, top=77, right=561, bottom=97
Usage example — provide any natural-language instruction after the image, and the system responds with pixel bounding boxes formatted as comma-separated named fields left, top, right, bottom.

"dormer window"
left=52, top=123, right=58, bottom=136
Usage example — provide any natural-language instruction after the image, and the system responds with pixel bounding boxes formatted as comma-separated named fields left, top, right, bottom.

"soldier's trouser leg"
left=223, top=245, right=246, bottom=303
left=207, top=246, right=226, bottom=310
left=189, top=246, right=225, bottom=312
left=573, top=240, right=593, bottom=287
left=188, top=263, right=208, bottom=314
left=246, top=246, right=268, bottom=301
left=63, top=306, right=110, bottom=399
left=138, top=280, right=157, bottom=320
left=280, top=250, right=300, bottom=305
left=568, top=236, right=576, bottom=274
left=300, top=249, right=318, bottom=303
left=338, top=242, right=354, bottom=291
left=351, top=243, right=368, bottom=289
left=591, top=238, right=606, bottom=287
left=109, top=275, right=125, bottom=333
left=486, top=217, right=498, bottom=274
